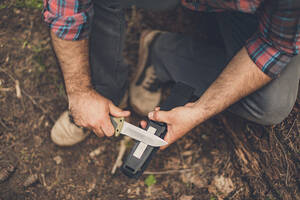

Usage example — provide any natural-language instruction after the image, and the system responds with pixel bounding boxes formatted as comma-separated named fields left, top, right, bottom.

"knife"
left=110, top=116, right=168, bottom=147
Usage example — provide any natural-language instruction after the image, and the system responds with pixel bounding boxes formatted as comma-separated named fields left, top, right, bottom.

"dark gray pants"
left=90, top=0, right=300, bottom=125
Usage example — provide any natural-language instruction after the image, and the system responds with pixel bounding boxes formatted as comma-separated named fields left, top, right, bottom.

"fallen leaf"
left=53, top=156, right=62, bottom=165
left=179, top=195, right=194, bottom=200
left=208, top=175, right=235, bottom=199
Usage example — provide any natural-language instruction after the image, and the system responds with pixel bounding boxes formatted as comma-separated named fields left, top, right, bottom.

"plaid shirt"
left=43, top=0, right=300, bottom=78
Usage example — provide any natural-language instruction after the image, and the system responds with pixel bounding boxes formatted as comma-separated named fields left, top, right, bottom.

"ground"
left=0, top=1, right=299, bottom=200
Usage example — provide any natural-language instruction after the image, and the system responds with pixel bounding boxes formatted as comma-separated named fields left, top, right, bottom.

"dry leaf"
left=208, top=175, right=235, bottom=199
left=53, top=156, right=62, bottom=165
left=179, top=195, right=194, bottom=200
left=23, top=174, right=39, bottom=187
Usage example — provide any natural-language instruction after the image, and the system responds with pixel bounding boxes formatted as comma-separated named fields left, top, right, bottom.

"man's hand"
left=140, top=103, right=199, bottom=149
left=68, top=88, right=130, bottom=137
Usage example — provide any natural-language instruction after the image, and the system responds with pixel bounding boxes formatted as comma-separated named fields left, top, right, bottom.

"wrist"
left=65, top=80, right=93, bottom=95
left=190, top=103, right=207, bottom=125
left=66, top=84, right=94, bottom=99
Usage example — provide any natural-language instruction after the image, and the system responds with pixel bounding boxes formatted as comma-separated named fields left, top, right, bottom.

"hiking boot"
left=51, top=111, right=90, bottom=146
left=51, top=91, right=128, bottom=146
left=130, top=30, right=163, bottom=116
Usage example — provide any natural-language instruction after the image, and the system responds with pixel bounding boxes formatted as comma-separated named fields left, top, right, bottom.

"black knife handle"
left=121, top=82, right=195, bottom=178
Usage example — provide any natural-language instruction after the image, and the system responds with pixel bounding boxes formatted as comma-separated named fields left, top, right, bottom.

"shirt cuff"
left=43, top=3, right=93, bottom=41
left=245, top=32, right=293, bottom=79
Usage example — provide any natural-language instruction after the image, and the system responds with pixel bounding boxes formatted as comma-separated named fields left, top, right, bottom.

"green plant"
left=145, top=175, right=156, bottom=187
left=15, top=0, right=43, bottom=9
left=0, top=3, right=7, bottom=10
left=210, top=197, right=216, bottom=200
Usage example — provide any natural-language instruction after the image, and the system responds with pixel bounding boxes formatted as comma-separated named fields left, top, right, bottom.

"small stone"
left=53, top=156, right=62, bottom=165
left=33, top=136, right=43, bottom=147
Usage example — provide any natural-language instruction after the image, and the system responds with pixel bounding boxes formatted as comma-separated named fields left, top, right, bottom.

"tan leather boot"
left=130, top=30, right=163, bottom=116
left=51, top=110, right=90, bottom=146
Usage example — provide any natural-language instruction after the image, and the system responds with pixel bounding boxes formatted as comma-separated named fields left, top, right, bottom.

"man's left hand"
left=140, top=103, right=200, bottom=149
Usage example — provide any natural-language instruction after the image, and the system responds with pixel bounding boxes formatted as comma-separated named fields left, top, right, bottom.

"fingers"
left=140, top=120, right=147, bottom=129
left=92, top=126, right=105, bottom=138
left=109, top=102, right=130, bottom=117
left=148, top=110, right=171, bottom=123
left=87, top=114, right=114, bottom=137
left=100, top=115, right=115, bottom=137
left=159, top=131, right=172, bottom=150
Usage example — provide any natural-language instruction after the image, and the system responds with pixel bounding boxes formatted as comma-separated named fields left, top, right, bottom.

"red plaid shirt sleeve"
left=245, top=1, right=300, bottom=78
left=43, top=0, right=93, bottom=41
left=182, top=0, right=300, bottom=78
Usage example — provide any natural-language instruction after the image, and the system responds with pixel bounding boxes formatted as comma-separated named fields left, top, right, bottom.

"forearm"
left=194, top=47, right=272, bottom=123
left=50, top=31, right=92, bottom=96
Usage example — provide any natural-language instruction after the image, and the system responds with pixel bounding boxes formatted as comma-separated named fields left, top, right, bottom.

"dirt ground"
left=0, top=1, right=299, bottom=200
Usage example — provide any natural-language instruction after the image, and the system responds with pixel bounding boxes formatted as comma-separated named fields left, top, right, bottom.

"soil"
left=0, top=1, right=299, bottom=200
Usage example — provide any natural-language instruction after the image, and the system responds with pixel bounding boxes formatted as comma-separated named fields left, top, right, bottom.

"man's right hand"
left=68, top=88, right=130, bottom=138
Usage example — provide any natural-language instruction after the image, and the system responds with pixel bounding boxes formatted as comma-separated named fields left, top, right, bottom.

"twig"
left=273, top=129, right=290, bottom=186
left=111, top=136, right=131, bottom=174
left=286, top=116, right=297, bottom=137
left=0, top=68, right=54, bottom=122
left=0, top=119, right=12, bottom=131
left=175, top=143, right=184, bottom=166
left=40, top=173, right=48, bottom=187
left=230, top=187, right=244, bottom=199
left=0, top=87, right=14, bottom=92
left=144, top=168, right=193, bottom=175
left=15, top=80, right=22, bottom=98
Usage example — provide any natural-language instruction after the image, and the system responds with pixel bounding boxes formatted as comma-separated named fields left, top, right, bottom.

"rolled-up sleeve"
left=43, top=0, right=93, bottom=41
left=245, top=0, right=300, bottom=78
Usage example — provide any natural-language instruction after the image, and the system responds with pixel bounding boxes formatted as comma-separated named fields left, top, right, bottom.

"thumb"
left=148, top=110, right=170, bottom=123
left=109, top=102, right=130, bottom=117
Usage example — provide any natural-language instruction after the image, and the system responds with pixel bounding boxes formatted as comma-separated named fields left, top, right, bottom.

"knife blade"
left=110, top=116, right=167, bottom=147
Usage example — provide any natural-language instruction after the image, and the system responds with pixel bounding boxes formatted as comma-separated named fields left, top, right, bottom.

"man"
left=44, top=0, right=300, bottom=148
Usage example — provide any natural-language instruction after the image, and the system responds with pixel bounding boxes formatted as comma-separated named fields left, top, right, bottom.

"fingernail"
left=148, top=112, right=153, bottom=119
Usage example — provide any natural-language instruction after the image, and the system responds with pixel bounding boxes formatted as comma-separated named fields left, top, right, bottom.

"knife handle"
left=110, top=116, right=125, bottom=137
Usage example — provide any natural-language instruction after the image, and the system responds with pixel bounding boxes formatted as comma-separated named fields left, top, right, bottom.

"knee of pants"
left=255, top=99, right=295, bottom=125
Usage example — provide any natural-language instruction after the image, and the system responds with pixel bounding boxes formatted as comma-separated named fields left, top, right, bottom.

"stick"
left=111, top=136, right=131, bottom=174
left=286, top=116, right=297, bottom=137
left=0, top=119, right=12, bottom=131
left=144, top=168, right=193, bottom=175
left=0, top=88, right=14, bottom=92
left=273, top=129, right=290, bottom=186
left=15, top=80, right=22, bottom=98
